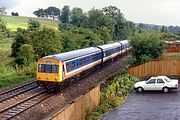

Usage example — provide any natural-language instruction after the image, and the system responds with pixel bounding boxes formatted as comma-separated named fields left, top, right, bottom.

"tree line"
left=10, top=5, right=135, bottom=67
left=33, top=6, right=60, bottom=19
left=0, top=5, right=168, bottom=74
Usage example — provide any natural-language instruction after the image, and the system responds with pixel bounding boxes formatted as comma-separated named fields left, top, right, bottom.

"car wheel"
left=136, top=87, right=143, bottom=93
left=163, top=87, right=169, bottom=93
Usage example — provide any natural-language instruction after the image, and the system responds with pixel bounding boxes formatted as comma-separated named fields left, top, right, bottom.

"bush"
left=86, top=73, right=138, bottom=120
left=130, top=32, right=165, bottom=65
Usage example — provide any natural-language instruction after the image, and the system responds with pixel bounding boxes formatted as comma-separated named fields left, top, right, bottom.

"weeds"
left=86, top=72, right=138, bottom=120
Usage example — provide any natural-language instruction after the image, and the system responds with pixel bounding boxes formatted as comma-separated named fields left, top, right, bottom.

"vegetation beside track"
left=86, top=71, right=138, bottom=120
left=0, top=39, right=33, bottom=89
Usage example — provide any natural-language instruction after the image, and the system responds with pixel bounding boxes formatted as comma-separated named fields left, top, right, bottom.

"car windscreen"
left=164, top=77, right=171, bottom=82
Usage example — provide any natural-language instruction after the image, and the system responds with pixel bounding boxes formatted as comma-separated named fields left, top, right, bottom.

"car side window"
left=147, top=79, right=156, bottom=84
left=157, top=79, right=165, bottom=84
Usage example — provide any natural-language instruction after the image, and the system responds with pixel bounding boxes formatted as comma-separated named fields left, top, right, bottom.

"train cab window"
left=52, top=65, right=59, bottom=73
left=38, top=64, right=45, bottom=72
left=45, top=65, right=51, bottom=73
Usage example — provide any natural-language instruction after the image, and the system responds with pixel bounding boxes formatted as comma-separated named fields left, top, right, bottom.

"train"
left=36, top=40, right=131, bottom=90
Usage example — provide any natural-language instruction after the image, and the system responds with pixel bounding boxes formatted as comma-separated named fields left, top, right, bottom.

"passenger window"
left=157, top=79, right=165, bottom=84
left=66, top=63, right=70, bottom=71
left=72, top=61, right=75, bottom=68
left=83, top=58, right=86, bottom=64
left=79, top=59, right=83, bottom=66
left=76, top=61, right=79, bottom=67
left=147, top=79, right=156, bottom=84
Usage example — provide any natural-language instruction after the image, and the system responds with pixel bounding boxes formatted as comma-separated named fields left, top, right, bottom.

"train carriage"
left=36, top=40, right=130, bottom=89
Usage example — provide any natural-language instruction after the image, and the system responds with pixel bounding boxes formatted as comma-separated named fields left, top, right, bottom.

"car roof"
left=150, top=76, right=167, bottom=79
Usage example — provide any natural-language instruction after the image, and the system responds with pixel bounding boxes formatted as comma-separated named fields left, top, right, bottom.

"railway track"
left=0, top=54, right=130, bottom=120
left=0, top=87, right=49, bottom=120
left=0, top=80, right=53, bottom=120
left=0, top=80, right=38, bottom=102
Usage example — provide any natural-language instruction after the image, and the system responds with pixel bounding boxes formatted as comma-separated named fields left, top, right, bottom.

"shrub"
left=86, top=73, right=138, bottom=120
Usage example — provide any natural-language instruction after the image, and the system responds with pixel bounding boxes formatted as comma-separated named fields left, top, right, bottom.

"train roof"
left=98, top=42, right=120, bottom=50
left=43, top=40, right=129, bottom=62
left=98, top=40, right=129, bottom=50
left=119, top=40, right=129, bottom=44
left=44, top=47, right=101, bottom=61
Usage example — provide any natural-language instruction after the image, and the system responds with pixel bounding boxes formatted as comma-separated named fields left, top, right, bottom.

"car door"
left=155, top=79, right=165, bottom=90
left=144, top=79, right=157, bottom=90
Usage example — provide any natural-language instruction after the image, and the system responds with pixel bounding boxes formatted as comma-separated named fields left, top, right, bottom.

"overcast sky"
left=1, top=0, right=180, bottom=26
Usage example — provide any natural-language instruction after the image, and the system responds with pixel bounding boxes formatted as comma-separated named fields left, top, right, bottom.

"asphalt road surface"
left=102, top=84, right=180, bottom=120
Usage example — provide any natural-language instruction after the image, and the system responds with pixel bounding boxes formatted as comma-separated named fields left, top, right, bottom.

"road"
left=102, top=84, right=180, bottom=120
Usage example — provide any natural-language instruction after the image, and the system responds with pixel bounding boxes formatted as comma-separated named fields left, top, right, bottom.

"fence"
left=128, top=60, right=180, bottom=78
left=48, top=85, right=100, bottom=120
left=165, top=41, right=180, bottom=52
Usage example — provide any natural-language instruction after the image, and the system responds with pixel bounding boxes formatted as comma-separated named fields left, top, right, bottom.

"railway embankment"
left=7, top=55, right=129, bottom=120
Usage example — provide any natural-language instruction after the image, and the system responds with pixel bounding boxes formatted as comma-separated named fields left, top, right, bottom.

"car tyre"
left=136, top=87, right=144, bottom=93
left=163, top=87, right=169, bottom=93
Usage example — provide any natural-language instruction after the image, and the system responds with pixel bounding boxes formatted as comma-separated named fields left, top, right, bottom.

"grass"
left=1, top=15, right=59, bottom=31
left=0, top=39, right=33, bottom=89
left=159, top=52, right=180, bottom=60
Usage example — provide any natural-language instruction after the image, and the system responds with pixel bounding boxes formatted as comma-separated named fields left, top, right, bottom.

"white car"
left=134, top=76, right=179, bottom=93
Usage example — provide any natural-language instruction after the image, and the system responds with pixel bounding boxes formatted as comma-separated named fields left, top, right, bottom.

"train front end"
left=36, top=57, right=63, bottom=90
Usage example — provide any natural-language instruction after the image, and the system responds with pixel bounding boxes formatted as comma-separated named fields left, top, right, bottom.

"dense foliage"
left=0, top=7, right=9, bottom=38
left=130, top=32, right=165, bottom=65
left=59, top=6, right=135, bottom=41
left=33, top=6, right=60, bottom=19
left=86, top=72, right=138, bottom=120
left=11, top=20, right=62, bottom=66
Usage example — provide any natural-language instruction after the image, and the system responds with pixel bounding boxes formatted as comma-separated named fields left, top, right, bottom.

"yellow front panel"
left=36, top=58, right=63, bottom=83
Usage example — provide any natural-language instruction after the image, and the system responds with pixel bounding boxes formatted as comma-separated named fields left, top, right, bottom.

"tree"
left=33, top=8, right=44, bottom=18
left=130, top=32, right=165, bottom=65
left=0, top=7, right=6, bottom=15
left=28, top=19, right=41, bottom=30
left=87, top=8, right=116, bottom=35
left=11, top=12, right=19, bottom=16
left=70, top=7, right=85, bottom=27
left=97, top=27, right=112, bottom=44
left=103, top=6, right=132, bottom=40
left=28, top=26, right=62, bottom=58
left=59, top=5, right=70, bottom=23
left=11, top=28, right=27, bottom=58
left=161, top=26, right=168, bottom=33
left=61, top=31, right=80, bottom=52
left=45, top=6, right=60, bottom=19
left=18, top=44, right=34, bottom=66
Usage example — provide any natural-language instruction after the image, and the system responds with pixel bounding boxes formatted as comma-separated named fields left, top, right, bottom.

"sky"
left=1, top=0, right=180, bottom=26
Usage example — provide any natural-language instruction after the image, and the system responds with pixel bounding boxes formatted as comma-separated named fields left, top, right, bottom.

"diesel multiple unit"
left=36, top=40, right=130, bottom=89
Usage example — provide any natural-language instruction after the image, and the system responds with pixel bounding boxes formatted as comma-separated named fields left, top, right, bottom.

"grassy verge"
left=0, top=39, right=34, bottom=89
left=86, top=72, right=138, bottom=120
